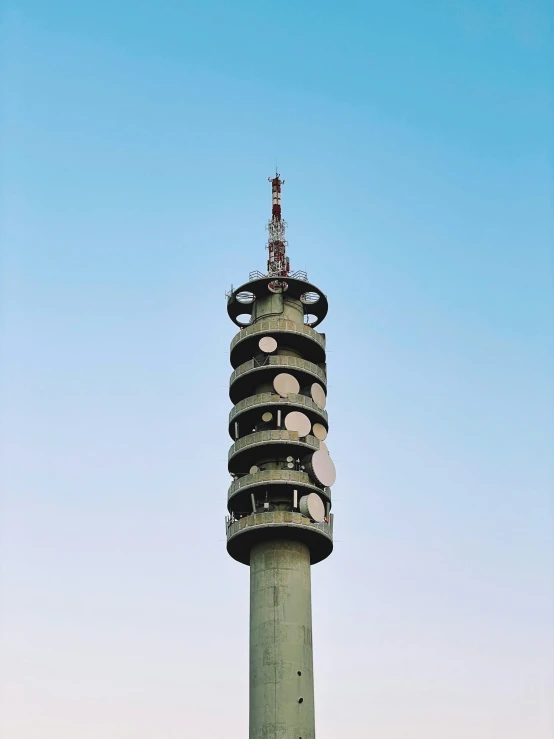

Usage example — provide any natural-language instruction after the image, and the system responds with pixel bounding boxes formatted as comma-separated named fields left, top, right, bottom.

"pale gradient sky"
left=1, top=1, right=553, bottom=738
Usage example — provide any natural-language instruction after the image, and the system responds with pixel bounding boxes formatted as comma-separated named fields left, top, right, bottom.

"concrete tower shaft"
left=226, top=178, right=335, bottom=739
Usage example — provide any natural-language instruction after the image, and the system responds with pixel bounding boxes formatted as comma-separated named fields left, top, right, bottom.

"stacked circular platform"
left=226, top=278, right=336, bottom=565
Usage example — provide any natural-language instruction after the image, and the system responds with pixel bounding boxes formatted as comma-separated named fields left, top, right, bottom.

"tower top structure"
left=266, top=172, right=289, bottom=278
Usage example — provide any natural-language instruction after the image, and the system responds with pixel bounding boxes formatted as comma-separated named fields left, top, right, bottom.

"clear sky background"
left=1, top=1, right=553, bottom=737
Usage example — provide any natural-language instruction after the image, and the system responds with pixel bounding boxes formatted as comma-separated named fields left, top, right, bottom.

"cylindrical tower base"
left=250, top=539, right=315, bottom=739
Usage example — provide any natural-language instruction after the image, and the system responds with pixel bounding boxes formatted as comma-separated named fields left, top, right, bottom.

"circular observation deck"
left=230, top=318, right=326, bottom=367
left=227, top=276, right=328, bottom=328
left=229, top=356, right=326, bottom=405
left=226, top=510, right=334, bottom=565
left=228, top=429, right=322, bottom=475
left=228, top=392, right=328, bottom=439
left=228, top=469, right=331, bottom=510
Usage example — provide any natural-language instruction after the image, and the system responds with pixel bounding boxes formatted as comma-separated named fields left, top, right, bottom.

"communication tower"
left=226, top=175, right=335, bottom=739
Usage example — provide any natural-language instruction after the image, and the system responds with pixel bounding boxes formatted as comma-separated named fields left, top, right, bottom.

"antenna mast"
left=266, top=173, right=290, bottom=278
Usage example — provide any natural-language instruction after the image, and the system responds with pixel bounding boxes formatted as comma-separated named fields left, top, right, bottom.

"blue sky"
left=1, top=1, right=553, bottom=737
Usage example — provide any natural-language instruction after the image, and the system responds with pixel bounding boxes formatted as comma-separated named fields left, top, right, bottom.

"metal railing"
left=289, top=270, right=308, bottom=280
left=228, top=429, right=319, bottom=462
left=230, top=318, right=325, bottom=351
left=246, top=270, right=308, bottom=282
left=229, top=355, right=326, bottom=387
left=226, top=510, right=333, bottom=539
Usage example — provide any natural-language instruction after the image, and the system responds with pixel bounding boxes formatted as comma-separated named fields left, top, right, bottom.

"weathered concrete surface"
left=252, top=293, right=305, bottom=326
left=250, top=539, right=315, bottom=739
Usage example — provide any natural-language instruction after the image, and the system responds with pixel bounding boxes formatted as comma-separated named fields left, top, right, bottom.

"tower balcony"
left=229, top=355, right=326, bottom=405
left=226, top=510, right=334, bottom=565
left=228, top=429, right=322, bottom=474
left=228, top=468, right=331, bottom=509
left=229, top=392, right=328, bottom=439
left=230, top=318, right=326, bottom=367
left=227, top=275, right=328, bottom=328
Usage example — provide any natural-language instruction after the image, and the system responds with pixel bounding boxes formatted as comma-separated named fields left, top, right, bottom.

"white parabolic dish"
left=310, top=383, right=326, bottom=409
left=273, top=372, right=300, bottom=397
left=307, top=449, right=336, bottom=487
left=259, top=336, right=278, bottom=353
left=312, top=423, right=327, bottom=441
left=299, top=493, right=325, bottom=523
left=284, top=411, right=311, bottom=438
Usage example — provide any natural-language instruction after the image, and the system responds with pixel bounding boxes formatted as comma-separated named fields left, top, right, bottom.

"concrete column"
left=252, top=293, right=304, bottom=326
left=250, top=539, right=315, bottom=739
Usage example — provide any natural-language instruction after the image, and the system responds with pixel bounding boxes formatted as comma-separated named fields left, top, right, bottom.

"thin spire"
left=266, top=173, right=289, bottom=277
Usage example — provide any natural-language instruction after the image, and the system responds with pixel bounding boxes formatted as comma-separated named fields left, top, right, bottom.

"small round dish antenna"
left=284, top=411, right=311, bottom=438
left=274, top=373, right=300, bottom=397
left=299, top=493, right=325, bottom=522
left=304, top=450, right=336, bottom=487
left=259, top=336, right=277, bottom=353
left=310, top=383, right=326, bottom=409
left=312, top=423, right=327, bottom=441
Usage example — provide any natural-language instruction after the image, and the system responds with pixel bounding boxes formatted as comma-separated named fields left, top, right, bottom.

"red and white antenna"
left=266, top=172, right=290, bottom=278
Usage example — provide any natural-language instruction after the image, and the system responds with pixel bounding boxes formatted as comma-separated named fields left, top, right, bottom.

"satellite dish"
left=259, top=336, right=278, bottom=353
left=303, top=450, right=336, bottom=487
left=319, top=440, right=329, bottom=455
left=274, top=373, right=300, bottom=397
left=310, top=383, right=326, bottom=409
left=262, top=411, right=273, bottom=422
left=312, top=423, right=327, bottom=441
left=299, top=493, right=325, bottom=523
left=284, top=411, right=311, bottom=438
left=249, top=465, right=259, bottom=475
